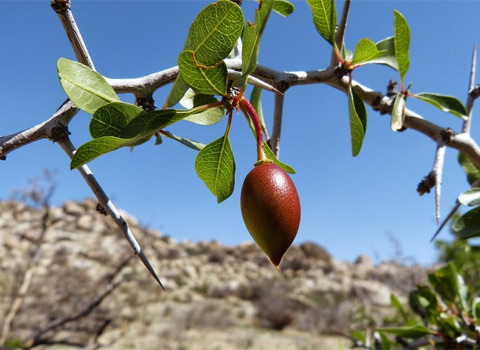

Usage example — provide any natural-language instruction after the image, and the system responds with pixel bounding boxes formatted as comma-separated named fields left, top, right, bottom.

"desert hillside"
left=0, top=199, right=429, bottom=350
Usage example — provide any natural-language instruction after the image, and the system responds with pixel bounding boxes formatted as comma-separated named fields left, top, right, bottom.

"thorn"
left=137, top=250, right=165, bottom=290
left=430, top=201, right=460, bottom=242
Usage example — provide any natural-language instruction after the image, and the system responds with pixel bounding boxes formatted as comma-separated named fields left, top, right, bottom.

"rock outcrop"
left=0, top=200, right=429, bottom=350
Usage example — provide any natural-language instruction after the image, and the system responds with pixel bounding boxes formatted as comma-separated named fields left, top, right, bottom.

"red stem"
left=239, top=97, right=267, bottom=163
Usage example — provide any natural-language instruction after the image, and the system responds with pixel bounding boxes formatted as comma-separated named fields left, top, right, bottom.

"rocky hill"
left=0, top=199, right=430, bottom=350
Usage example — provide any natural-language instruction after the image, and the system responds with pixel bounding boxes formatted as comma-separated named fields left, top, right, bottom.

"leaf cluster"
left=351, top=262, right=480, bottom=349
left=306, top=2, right=467, bottom=155
left=58, top=0, right=296, bottom=204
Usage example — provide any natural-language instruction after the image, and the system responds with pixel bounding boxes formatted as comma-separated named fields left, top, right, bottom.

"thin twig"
left=331, top=0, right=351, bottom=66
left=463, top=45, right=477, bottom=134
left=51, top=0, right=95, bottom=69
left=56, top=135, right=165, bottom=289
left=433, top=143, right=447, bottom=224
left=269, top=93, right=285, bottom=157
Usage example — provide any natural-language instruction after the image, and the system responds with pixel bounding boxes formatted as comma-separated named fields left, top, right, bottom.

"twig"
left=56, top=135, right=165, bottom=289
left=331, top=0, right=351, bottom=66
left=269, top=93, right=285, bottom=157
left=463, top=45, right=477, bottom=134
left=51, top=0, right=95, bottom=69
left=433, top=143, right=447, bottom=224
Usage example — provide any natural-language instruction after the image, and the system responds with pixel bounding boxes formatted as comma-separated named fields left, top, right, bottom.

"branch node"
left=417, top=171, right=436, bottom=196
left=136, top=95, right=156, bottom=112
left=51, top=0, right=70, bottom=13
left=440, top=128, right=454, bottom=144
left=470, top=83, right=480, bottom=100
left=276, top=80, right=289, bottom=94
left=96, top=203, right=108, bottom=216
left=386, top=79, right=398, bottom=98
left=49, top=126, right=71, bottom=143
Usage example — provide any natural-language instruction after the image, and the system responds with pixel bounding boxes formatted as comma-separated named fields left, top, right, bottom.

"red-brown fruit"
left=240, top=163, right=301, bottom=269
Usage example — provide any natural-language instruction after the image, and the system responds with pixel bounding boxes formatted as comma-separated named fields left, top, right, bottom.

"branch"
left=56, top=135, right=165, bottom=289
left=331, top=0, right=351, bottom=66
left=269, top=93, right=285, bottom=157
left=51, top=0, right=95, bottom=69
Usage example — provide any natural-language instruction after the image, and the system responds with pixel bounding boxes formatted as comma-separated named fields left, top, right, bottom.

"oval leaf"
left=263, top=142, right=295, bottom=174
left=348, top=86, right=367, bottom=157
left=391, top=93, right=405, bottom=131
left=373, top=36, right=399, bottom=70
left=164, top=73, right=190, bottom=108
left=180, top=90, right=225, bottom=125
left=458, top=188, right=480, bottom=206
left=57, top=58, right=120, bottom=114
left=195, top=136, right=235, bottom=203
left=71, top=136, right=133, bottom=169
left=90, top=102, right=144, bottom=138
left=273, top=0, right=294, bottom=17
left=458, top=152, right=480, bottom=185
left=393, top=10, right=410, bottom=81
left=306, top=0, right=337, bottom=45
left=379, top=325, right=434, bottom=339
left=414, top=93, right=468, bottom=119
left=178, top=50, right=228, bottom=96
left=352, top=38, right=387, bottom=66
left=235, top=0, right=275, bottom=89
left=250, top=86, right=269, bottom=138
left=184, top=0, right=244, bottom=66
left=453, top=206, right=480, bottom=239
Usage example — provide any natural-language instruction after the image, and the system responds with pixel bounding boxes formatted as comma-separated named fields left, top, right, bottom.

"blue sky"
left=1, top=1, right=479, bottom=266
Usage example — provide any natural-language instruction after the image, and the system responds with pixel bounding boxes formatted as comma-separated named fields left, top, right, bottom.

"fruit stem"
left=238, top=97, right=269, bottom=165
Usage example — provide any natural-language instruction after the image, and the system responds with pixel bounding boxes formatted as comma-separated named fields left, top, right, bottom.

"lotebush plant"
left=1, top=0, right=480, bottom=292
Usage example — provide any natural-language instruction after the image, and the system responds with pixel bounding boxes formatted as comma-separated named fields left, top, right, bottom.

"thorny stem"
left=433, top=143, right=446, bottom=224
left=51, top=0, right=95, bottom=70
left=57, top=135, right=165, bottom=290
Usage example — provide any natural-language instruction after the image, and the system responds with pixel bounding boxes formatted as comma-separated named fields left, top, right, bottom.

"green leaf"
left=57, top=58, right=120, bottom=114
left=414, top=93, right=468, bottom=119
left=458, top=152, right=480, bottom=185
left=178, top=50, right=228, bottom=96
left=90, top=102, right=144, bottom=138
left=164, top=73, right=190, bottom=108
left=373, top=37, right=399, bottom=70
left=183, top=0, right=244, bottom=66
left=391, top=93, right=405, bottom=131
left=348, top=86, right=367, bottom=157
left=180, top=90, right=225, bottom=125
left=428, top=262, right=467, bottom=310
left=472, top=297, right=480, bottom=320
left=250, top=87, right=269, bottom=138
left=453, top=206, right=480, bottom=239
left=351, top=38, right=387, bottom=66
left=160, top=131, right=205, bottom=151
left=236, top=0, right=275, bottom=88
left=390, top=294, right=407, bottom=319
left=379, top=325, right=434, bottom=339
left=306, top=0, right=337, bottom=45
left=458, top=188, right=480, bottom=206
left=263, top=142, right=295, bottom=174
left=195, top=136, right=235, bottom=203
left=273, top=0, right=294, bottom=17
left=71, top=108, right=206, bottom=168
left=393, top=10, right=410, bottom=81
left=70, top=136, right=134, bottom=169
